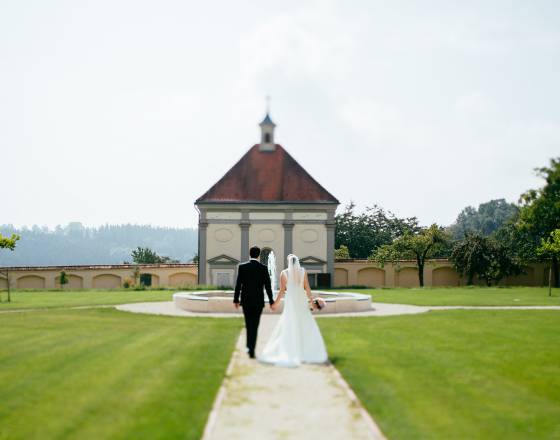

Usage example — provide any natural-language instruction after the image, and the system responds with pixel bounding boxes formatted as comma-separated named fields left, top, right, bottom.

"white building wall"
left=292, top=224, right=327, bottom=269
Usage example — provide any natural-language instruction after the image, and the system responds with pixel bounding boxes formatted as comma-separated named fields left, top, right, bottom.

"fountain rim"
left=172, top=290, right=371, bottom=302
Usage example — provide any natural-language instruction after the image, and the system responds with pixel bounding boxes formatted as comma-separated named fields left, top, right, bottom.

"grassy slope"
left=0, top=289, right=175, bottom=310
left=0, top=309, right=240, bottom=440
left=340, top=287, right=560, bottom=306
left=320, top=310, right=560, bottom=439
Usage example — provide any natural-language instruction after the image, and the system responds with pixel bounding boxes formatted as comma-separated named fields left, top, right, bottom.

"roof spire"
left=259, top=98, right=276, bottom=152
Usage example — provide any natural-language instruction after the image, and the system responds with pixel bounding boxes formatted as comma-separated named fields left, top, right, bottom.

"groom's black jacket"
left=234, top=259, right=274, bottom=307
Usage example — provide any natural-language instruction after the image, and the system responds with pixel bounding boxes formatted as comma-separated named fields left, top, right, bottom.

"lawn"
left=341, top=286, right=560, bottom=306
left=320, top=310, right=560, bottom=439
left=0, top=309, right=241, bottom=440
left=0, top=289, right=176, bottom=310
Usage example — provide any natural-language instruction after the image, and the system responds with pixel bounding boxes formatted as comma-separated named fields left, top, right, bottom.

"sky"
left=1, top=0, right=559, bottom=229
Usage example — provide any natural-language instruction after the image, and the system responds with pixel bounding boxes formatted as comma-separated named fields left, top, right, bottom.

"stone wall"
left=0, top=264, right=198, bottom=290
left=333, top=259, right=549, bottom=287
left=0, top=259, right=549, bottom=290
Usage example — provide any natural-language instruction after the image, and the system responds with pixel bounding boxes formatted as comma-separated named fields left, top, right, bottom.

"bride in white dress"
left=259, top=254, right=328, bottom=367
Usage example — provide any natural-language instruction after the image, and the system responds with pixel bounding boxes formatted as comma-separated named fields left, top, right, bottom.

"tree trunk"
left=6, top=269, right=10, bottom=303
left=417, top=259, right=424, bottom=287
left=467, top=272, right=474, bottom=285
left=553, top=255, right=559, bottom=288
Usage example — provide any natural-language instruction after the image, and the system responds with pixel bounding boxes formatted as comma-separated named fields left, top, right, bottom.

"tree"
left=130, top=247, right=178, bottom=264
left=371, top=224, right=450, bottom=287
left=0, top=233, right=19, bottom=250
left=449, top=199, right=519, bottom=240
left=59, top=271, right=69, bottom=290
left=132, top=266, right=140, bottom=286
left=517, top=157, right=560, bottom=287
left=537, top=229, right=560, bottom=296
left=451, top=233, right=523, bottom=286
left=1, top=233, right=20, bottom=302
left=334, top=245, right=351, bottom=260
left=335, top=203, right=420, bottom=258
left=450, top=233, right=490, bottom=285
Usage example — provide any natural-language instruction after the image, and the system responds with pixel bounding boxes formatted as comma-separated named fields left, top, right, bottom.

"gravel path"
left=202, top=315, right=385, bottom=440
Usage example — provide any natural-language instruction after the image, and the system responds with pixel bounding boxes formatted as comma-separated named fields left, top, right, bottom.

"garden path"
left=201, top=315, right=385, bottom=440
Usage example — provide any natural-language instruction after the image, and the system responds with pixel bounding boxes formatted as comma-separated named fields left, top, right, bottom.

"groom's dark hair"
left=249, top=246, right=261, bottom=258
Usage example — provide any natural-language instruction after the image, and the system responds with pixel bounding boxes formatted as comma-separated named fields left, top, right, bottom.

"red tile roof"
left=196, top=145, right=339, bottom=204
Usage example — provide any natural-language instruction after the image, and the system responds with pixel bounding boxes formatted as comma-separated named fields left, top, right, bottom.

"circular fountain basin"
left=173, top=290, right=372, bottom=314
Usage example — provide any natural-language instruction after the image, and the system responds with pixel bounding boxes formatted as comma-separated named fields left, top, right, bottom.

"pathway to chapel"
left=202, top=314, right=385, bottom=440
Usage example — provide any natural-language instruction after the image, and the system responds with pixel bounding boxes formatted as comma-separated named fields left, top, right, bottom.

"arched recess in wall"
left=432, top=267, right=460, bottom=287
left=92, top=274, right=121, bottom=289
left=357, top=268, right=385, bottom=288
left=334, top=268, right=348, bottom=286
left=169, top=272, right=197, bottom=287
left=396, top=267, right=418, bottom=288
left=17, top=275, right=46, bottom=289
left=139, top=273, right=160, bottom=287
left=55, top=274, right=84, bottom=289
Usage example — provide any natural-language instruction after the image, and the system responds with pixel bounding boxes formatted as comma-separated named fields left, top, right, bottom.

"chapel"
left=195, top=113, right=339, bottom=287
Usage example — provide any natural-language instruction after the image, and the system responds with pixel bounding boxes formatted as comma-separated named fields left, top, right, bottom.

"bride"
left=259, top=254, right=328, bottom=367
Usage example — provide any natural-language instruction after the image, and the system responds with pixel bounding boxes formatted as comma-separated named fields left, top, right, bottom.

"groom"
left=234, top=246, right=275, bottom=358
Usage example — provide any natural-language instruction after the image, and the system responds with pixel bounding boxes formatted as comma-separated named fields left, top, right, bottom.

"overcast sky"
left=1, top=0, right=559, bottom=229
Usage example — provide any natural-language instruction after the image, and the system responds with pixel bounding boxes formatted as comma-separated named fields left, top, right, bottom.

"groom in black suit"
left=234, top=246, right=275, bottom=358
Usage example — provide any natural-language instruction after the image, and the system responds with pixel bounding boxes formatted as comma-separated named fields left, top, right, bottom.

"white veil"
left=286, top=254, right=302, bottom=286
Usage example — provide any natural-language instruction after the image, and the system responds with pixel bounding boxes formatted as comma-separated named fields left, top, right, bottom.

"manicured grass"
left=0, top=309, right=240, bottom=440
left=0, top=289, right=175, bottom=310
left=340, top=286, right=560, bottom=306
left=320, top=311, right=560, bottom=439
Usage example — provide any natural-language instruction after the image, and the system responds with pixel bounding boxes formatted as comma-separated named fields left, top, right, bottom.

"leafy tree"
left=335, top=203, right=420, bottom=258
left=59, top=271, right=69, bottom=290
left=451, top=233, right=523, bottom=286
left=334, top=245, right=351, bottom=260
left=449, top=199, right=519, bottom=239
left=450, top=233, right=490, bottom=285
left=537, top=229, right=560, bottom=295
left=1, top=233, right=20, bottom=302
left=130, top=247, right=179, bottom=264
left=132, top=266, right=140, bottom=286
left=517, top=157, right=560, bottom=286
left=371, top=224, right=450, bottom=287
left=0, top=233, right=19, bottom=250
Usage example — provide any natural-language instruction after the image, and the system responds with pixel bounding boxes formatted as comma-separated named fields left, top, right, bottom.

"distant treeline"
left=0, top=223, right=197, bottom=266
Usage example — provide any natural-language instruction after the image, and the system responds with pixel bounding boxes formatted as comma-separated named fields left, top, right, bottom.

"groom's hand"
left=234, top=302, right=240, bottom=310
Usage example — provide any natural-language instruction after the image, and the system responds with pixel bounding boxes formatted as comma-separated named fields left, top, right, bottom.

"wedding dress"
left=259, top=255, right=328, bottom=367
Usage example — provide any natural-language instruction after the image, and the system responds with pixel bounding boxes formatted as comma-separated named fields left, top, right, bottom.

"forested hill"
left=0, top=223, right=198, bottom=266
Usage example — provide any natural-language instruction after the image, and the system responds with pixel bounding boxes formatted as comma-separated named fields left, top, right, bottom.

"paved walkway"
left=202, top=315, right=385, bottom=440
left=115, top=301, right=560, bottom=318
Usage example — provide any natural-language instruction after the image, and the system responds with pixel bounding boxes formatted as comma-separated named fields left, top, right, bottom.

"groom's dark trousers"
left=234, top=259, right=274, bottom=356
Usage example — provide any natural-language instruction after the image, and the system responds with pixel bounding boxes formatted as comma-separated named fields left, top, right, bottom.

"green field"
left=342, top=286, right=560, bottom=306
left=0, top=309, right=241, bottom=440
left=320, top=310, right=560, bottom=439
left=0, top=289, right=175, bottom=310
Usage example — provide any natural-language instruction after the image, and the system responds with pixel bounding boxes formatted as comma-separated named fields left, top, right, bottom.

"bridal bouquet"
left=311, top=297, right=327, bottom=310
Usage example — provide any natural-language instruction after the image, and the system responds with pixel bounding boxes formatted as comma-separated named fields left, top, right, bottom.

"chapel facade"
left=195, top=113, right=339, bottom=287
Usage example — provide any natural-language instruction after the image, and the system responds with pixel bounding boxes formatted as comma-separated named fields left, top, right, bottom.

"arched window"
left=264, top=133, right=271, bottom=143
